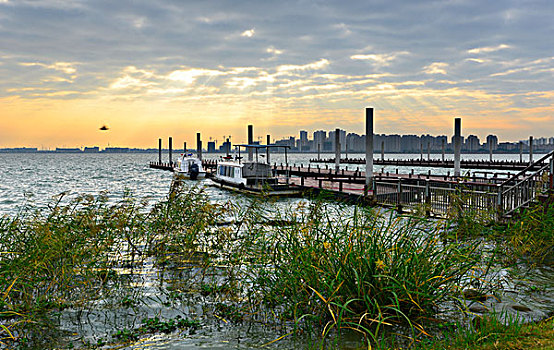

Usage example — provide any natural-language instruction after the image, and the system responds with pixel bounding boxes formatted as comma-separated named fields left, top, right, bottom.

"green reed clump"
left=146, top=184, right=228, bottom=258
left=411, top=312, right=554, bottom=350
left=244, top=200, right=481, bottom=344
left=499, top=202, right=554, bottom=261
left=0, top=192, right=150, bottom=346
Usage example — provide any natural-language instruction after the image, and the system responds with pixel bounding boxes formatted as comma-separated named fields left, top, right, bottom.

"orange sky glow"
left=1, top=1, right=552, bottom=148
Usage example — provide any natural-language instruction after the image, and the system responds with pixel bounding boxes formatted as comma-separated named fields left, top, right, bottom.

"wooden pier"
left=310, top=157, right=546, bottom=171
left=152, top=151, right=554, bottom=221
left=149, top=109, right=552, bottom=221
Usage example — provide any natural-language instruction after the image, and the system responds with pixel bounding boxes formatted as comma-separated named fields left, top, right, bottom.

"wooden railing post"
left=397, top=178, right=403, bottom=213
left=425, top=179, right=431, bottom=216
left=550, top=157, right=554, bottom=190
left=496, top=184, right=503, bottom=220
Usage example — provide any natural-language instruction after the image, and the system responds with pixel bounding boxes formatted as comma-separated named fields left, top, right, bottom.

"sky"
left=0, top=0, right=552, bottom=148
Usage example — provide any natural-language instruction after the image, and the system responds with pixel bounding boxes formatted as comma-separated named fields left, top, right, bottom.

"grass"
left=0, top=186, right=552, bottom=349
left=413, top=315, right=554, bottom=350
left=239, top=201, right=485, bottom=346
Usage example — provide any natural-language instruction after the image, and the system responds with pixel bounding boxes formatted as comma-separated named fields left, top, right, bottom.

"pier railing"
left=373, top=178, right=498, bottom=220
left=497, top=150, right=554, bottom=218
left=373, top=150, right=554, bottom=220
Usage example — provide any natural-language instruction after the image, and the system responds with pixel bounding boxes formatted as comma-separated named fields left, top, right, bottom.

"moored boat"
left=174, top=154, right=206, bottom=180
left=210, top=145, right=302, bottom=196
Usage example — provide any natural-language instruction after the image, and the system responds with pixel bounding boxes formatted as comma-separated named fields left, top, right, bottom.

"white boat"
left=174, top=154, right=206, bottom=180
left=211, top=145, right=301, bottom=196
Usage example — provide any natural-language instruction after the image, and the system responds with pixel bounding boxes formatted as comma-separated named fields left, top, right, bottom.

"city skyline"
left=3, top=127, right=552, bottom=154
left=1, top=1, right=553, bottom=147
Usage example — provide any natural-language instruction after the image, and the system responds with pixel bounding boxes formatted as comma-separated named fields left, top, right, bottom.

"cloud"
left=241, top=29, right=255, bottom=37
left=167, top=68, right=223, bottom=84
left=19, top=61, right=77, bottom=75
left=423, top=62, right=448, bottom=75
left=266, top=47, right=283, bottom=55
left=1, top=0, right=553, bottom=142
left=277, top=59, right=330, bottom=73
left=350, top=52, right=409, bottom=66
left=467, top=44, right=511, bottom=54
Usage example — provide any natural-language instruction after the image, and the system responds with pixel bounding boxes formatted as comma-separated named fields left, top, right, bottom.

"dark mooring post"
left=158, top=138, right=162, bottom=164
left=335, top=128, right=340, bottom=171
left=529, top=136, right=534, bottom=164
left=196, top=133, right=202, bottom=161
left=441, top=139, right=445, bottom=163
left=454, top=118, right=461, bottom=177
left=489, top=141, right=493, bottom=162
left=247, top=125, right=253, bottom=161
left=365, top=107, right=374, bottom=190
left=381, top=140, right=385, bottom=161
left=266, top=134, right=271, bottom=164
left=420, top=141, right=423, bottom=161
left=519, top=142, right=523, bottom=162
left=184, top=142, right=187, bottom=153
left=168, top=137, right=173, bottom=167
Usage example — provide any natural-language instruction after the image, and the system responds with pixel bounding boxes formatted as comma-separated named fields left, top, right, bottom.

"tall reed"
left=242, top=200, right=482, bottom=345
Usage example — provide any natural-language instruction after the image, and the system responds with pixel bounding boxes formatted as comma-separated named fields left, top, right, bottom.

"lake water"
left=0, top=152, right=541, bottom=216
left=0, top=152, right=551, bottom=349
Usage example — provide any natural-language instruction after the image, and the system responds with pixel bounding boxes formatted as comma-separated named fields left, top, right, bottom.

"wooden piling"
left=266, top=134, right=271, bottom=164
left=529, top=136, right=534, bottom=164
left=196, top=133, right=202, bottom=161
left=365, top=107, right=374, bottom=189
left=158, top=138, right=162, bottom=164
left=454, top=118, right=461, bottom=177
left=168, top=137, right=173, bottom=166
left=335, top=128, right=340, bottom=172
left=248, top=125, right=253, bottom=161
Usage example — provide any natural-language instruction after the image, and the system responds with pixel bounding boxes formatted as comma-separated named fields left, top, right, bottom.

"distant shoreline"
left=0, top=149, right=548, bottom=155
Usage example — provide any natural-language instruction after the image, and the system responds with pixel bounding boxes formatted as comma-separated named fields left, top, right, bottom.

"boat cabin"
left=216, top=161, right=277, bottom=187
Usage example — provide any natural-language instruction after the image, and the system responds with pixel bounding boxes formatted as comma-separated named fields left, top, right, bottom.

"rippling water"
left=0, top=152, right=540, bottom=216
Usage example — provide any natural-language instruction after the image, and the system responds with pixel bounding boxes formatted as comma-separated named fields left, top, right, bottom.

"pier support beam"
left=248, top=125, right=253, bottom=161
left=169, top=137, right=173, bottom=166
left=158, top=138, right=162, bottom=164
left=335, top=128, right=340, bottom=171
left=381, top=140, right=385, bottom=161
left=454, top=118, right=461, bottom=177
left=519, top=142, right=523, bottom=163
left=529, top=136, right=534, bottom=164
left=420, top=141, right=423, bottom=161
left=489, top=142, right=493, bottom=162
left=365, top=107, right=374, bottom=190
left=196, top=133, right=202, bottom=161
left=266, top=135, right=271, bottom=164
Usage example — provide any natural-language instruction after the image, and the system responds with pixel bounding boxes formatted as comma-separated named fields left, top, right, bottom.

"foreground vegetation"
left=0, top=185, right=552, bottom=348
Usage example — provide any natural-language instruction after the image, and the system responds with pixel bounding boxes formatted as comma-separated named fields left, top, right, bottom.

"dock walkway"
left=151, top=151, right=554, bottom=221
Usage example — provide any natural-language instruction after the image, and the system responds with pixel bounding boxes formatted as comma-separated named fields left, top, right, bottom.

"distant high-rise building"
left=329, top=129, right=346, bottom=151
left=465, top=135, right=480, bottom=152
left=313, top=130, right=327, bottom=151
left=207, top=141, right=216, bottom=153
left=299, top=130, right=308, bottom=151
left=486, top=135, right=498, bottom=151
